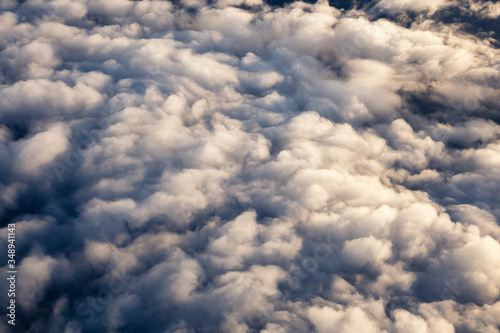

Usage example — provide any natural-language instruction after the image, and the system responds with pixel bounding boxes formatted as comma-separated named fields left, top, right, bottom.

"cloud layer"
left=0, top=0, right=499, bottom=332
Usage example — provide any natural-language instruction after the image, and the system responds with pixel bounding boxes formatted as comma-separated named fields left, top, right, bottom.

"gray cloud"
left=0, top=0, right=499, bottom=332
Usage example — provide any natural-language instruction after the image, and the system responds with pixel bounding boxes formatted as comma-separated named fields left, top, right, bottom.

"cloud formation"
left=0, top=0, right=499, bottom=332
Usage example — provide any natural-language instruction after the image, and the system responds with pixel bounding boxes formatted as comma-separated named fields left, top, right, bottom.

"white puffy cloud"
left=12, top=123, right=70, bottom=176
left=0, top=0, right=499, bottom=332
left=16, top=254, right=58, bottom=312
left=376, top=0, right=446, bottom=14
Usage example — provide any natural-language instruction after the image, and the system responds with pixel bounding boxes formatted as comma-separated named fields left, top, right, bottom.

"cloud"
left=12, top=123, right=70, bottom=176
left=0, top=0, right=499, bottom=332
left=375, top=0, right=446, bottom=14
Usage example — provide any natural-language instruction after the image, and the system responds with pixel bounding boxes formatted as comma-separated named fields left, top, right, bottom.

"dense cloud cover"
left=0, top=0, right=499, bottom=332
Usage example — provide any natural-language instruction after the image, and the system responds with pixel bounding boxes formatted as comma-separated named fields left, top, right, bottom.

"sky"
left=0, top=0, right=499, bottom=332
